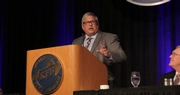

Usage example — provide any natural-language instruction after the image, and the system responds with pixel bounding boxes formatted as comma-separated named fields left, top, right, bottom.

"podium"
left=26, top=45, right=108, bottom=95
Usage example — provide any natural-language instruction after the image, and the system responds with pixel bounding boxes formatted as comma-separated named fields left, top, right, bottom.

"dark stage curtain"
left=1, top=0, right=179, bottom=94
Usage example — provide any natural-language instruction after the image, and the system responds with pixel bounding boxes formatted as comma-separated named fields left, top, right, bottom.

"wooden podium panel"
left=26, top=45, right=108, bottom=95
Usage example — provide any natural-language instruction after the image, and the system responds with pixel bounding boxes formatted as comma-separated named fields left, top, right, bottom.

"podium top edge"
left=27, top=44, right=84, bottom=52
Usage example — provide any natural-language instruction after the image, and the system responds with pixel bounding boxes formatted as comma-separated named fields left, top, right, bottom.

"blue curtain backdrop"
left=1, top=0, right=180, bottom=94
left=0, top=0, right=4, bottom=88
left=52, top=0, right=75, bottom=45
left=157, top=3, right=172, bottom=79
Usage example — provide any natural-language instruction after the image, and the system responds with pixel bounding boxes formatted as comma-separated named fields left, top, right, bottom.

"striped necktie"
left=85, top=38, right=92, bottom=48
left=174, top=74, right=180, bottom=85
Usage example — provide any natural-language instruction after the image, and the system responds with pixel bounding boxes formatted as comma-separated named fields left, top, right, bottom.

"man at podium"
left=72, top=12, right=127, bottom=88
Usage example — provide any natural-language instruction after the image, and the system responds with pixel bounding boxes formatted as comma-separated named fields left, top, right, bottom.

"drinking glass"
left=131, top=71, right=140, bottom=87
left=164, top=78, right=173, bottom=86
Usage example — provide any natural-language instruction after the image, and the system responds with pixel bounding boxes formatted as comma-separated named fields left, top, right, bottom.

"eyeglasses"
left=83, top=20, right=97, bottom=26
left=171, top=52, right=180, bottom=56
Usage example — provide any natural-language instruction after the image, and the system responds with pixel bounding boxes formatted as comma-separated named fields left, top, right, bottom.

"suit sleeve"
left=107, top=34, right=127, bottom=63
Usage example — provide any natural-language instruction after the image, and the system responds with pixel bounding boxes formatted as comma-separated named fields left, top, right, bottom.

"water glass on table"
left=131, top=71, right=140, bottom=87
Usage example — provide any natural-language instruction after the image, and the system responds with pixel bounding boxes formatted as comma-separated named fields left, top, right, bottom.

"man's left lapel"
left=91, top=31, right=103, bottom=53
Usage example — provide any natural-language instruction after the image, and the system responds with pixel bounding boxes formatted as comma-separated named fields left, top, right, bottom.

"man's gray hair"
left=176, top=45, right=180, bottom=48
left=81, top=12, right=99, bottom=25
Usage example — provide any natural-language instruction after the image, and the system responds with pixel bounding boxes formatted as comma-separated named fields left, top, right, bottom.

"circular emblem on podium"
left=32, top=54, right=62, bottom=94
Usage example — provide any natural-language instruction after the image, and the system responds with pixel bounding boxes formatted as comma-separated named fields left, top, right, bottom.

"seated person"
left=159, top=45, right=180, bottom=85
